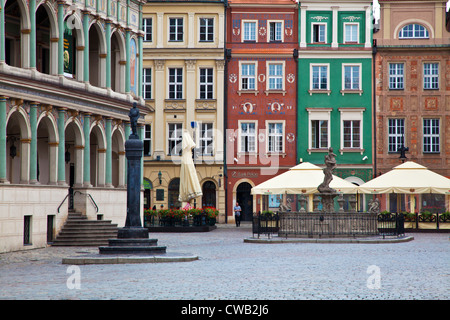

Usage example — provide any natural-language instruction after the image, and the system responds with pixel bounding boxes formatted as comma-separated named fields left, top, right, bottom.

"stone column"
left=331, top=6, right=339, bottom=48
left=185, top=59, right=196, bottom=135
left=0, top=2, right=5, bottom=62
left=300, top=6, right=307, bottom=48
left=29, top=102, right=39, bottom=184
left=57, top=107, right=67, bottom=185
left=105, top=21, right=112, bottom=89
left=125, top=28, right=131, bottom=93
left=124, top=121, right=131, bottom=183
left=83, top=113, right=91, bottom=187
left=216, top=60, right=225, bottom=162
left=0, top=96, right=7, bottom=183
left=29, top=0, right=36, bottom=68
left=83, top=11, right=90, bottom=83
left=105, top=117, right=113, bottom=187
left=57, top=1, right=64, bottom=75
left=153, top=59, right=165, bottom=160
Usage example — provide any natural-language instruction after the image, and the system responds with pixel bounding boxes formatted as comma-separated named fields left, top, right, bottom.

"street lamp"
left=398, top=134, right=409, bottom=163
left=158, top=171, right=162, bottom=185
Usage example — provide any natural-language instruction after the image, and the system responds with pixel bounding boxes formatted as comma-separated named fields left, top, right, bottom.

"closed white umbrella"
left=251, top=162, right=358, bottom=195
left=178, top=130, right=202, bottom=204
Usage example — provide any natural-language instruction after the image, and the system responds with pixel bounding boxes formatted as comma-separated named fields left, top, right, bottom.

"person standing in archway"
left=234, top=202, right=242, bottom=227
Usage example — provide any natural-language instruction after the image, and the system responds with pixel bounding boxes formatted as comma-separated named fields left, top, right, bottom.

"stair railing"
left=57, top=194, right=70, bottom=213
left=74, top=191, right=99, bottom=213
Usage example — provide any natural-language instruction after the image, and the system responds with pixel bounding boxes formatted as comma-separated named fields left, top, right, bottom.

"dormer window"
left=399, top=24, right=429, bottom=39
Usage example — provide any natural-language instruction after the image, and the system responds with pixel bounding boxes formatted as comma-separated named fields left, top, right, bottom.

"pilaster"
left=29, top=102, right=39, bottom=184
left=0, top=96, right=7, bottom=183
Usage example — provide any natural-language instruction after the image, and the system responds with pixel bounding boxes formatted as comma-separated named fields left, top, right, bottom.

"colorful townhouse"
left=225, top=0, right=298, bottom=222
left=373, top=0, right=450, bottom=213
left=297, top=0, right=374, bottom=209
left=142, top=0, right=226, bottom=221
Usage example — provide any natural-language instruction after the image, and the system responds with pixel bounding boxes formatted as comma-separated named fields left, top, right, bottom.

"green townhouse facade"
left=297, top=0, right=374, bottom=194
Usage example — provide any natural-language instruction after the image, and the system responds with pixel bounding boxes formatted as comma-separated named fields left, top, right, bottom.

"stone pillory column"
left=117, top=102, right=148, bottom=239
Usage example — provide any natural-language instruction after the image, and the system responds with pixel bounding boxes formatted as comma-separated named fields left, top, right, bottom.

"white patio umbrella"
left=358, top=161, right=450, bottom=212
left=251, top=162, right=358, bottom=195
left=178, top=130, right=202, bottom=206
left=358, top=161, right=450, bottom=195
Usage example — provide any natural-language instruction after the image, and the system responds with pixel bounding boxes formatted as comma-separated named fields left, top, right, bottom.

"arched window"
left=399, top=24, right=429, bottom=39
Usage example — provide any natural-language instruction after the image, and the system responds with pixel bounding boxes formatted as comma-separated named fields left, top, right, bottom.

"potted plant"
left=144, top=209, right=157, bottom=227
left=204, top=207, right=219, bottom=226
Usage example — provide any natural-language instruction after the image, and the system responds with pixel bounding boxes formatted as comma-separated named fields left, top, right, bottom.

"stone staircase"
left=52, top=211, right=119, bottom=246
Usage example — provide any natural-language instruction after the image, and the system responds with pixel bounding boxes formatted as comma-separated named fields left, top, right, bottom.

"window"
left=144, top=124, right=151, bottom=156
left=240, top=122, right=256, bottom=153
left=143, top=18, right=152, bottom=42
left=199, top=68, right=213, bottom=99
left=243, top=21, right=257, bottom=41
left=311, top=120, right=328, bottom=149
left=267, top=122, right=283, bottom=153
left=343, top=65, right=360, bottom=90
left=312, top=24, right=326, bottom=43
left=168, top=123, right=183, bottom=156
left=423, top=119, right=440, bottom=153
left=343, top=120, right=361, bottom=148
left=199, top=123, right=213, bottom=156
left=389, top=63, right=404, bottom=90
left=269, top=22, right=282, bottom=42
left=169, top=18, right=183, bottom=42
left=399, top=24, right=429, bottom=39
left=388, top=119, right=405, bottom=153
left=268, top=63, right=283, bottom=90
left=143, top=68, right=152, bottom=99
left=199, top=18, right=214, bottom=42
left=241, top=63, right=256, bottom=90
left=344, top=23, right=358, bottom=42
left=168, top=68, right=183, bottom=99
left=423, top=63, right=439, bottom=89
left=311, top=65, right=328, bottom=90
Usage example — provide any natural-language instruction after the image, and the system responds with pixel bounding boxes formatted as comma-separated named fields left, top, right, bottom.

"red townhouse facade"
left=225, top=0, right=298, bottom=222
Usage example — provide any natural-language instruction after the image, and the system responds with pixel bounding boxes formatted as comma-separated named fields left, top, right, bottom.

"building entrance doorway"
left=236, top=182, right=253, bottom=221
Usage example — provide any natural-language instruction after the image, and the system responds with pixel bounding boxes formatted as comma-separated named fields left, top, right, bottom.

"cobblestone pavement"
left=0, top=223, right=448, bottom=300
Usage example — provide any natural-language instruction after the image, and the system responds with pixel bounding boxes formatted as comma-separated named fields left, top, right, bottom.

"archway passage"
left=236, top=182, right=253, bottom=221
left=4, top=0, right=24, bottom=68
left=202, top=181, right=216, bottom=208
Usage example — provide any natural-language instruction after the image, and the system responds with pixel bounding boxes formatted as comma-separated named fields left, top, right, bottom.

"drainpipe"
left=372, top=40, right=377, bottom=179
left=223, top=0, right=229, bottom=224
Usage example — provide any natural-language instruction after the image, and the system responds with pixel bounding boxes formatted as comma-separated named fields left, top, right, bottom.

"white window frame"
left=143, top=18, right=152, bottom=42
left=199, top=67, right=214, bottom=99
left=167, top=123, right=183, bottom=156
left=423, top=118, right=440, bottom=153
left=242, top=20, right=257, bottom=42
left=239, top=61, right=258, bottom=91
left=399, top=23, right=429, bottom=39
left=143, top=68, right=152, bottom=100
left=388, top=118, right=405, bottom=153
left=423, top=62, right=439, bottom=90
left=143, top=124, right=152, bottom=156
left=168, top=67, right=183, bottom=99
left=198, top=122, right=214, bottom=156
left=344, top=23, right=359, bottom=43
left=168, top=17, right=184, bottom=42
left=266, top=61, right=285, bottom=91
left=307, top=108, right=332, bottom=152
left=339, top=108, right=365, bottom=154
left=238, top=120, right=258, bottom=154
left=342, top=63, right=361, bottom=91
left=266, top=120, right=285, bottom=154
left=310, top=63, right=329, bottom=91
left=199, top=17, right=214, bottom=42
left=389, top=63, right=404, bottom=90
left=312, top=23, right=326, bottom=43
left=268, top=20, right=284, bottom=42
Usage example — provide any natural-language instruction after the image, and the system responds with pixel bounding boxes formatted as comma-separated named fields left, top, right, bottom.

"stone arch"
left=4, top=0, right=31, bottom=68
left=111, top=125, right=126, bottom=187
left=88, top=21, right=107, bottom=88
left=393, top=19, right=435, bottom=39
left=6, top=105, right=31, bottom=184
left=36, top=111, right=59, bottom=184
left=64, top=116, right=84, bottom=186
left=35, top=1, right=58, bottom=74
left=110, top=29, right=126, bottom=92
left=89, top=121, right=107, bottom=187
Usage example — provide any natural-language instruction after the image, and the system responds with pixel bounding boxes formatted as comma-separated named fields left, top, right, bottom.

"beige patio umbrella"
left=178, top=130, right=202, bottom=207
left=358, top=161, right=450, bottom=195
left=251, top=162, right=358, bottom=195
left=358, top=161, right=450, bottom=212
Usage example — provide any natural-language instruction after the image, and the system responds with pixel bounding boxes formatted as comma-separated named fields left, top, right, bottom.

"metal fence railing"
left=252, top=212, right=406, bottom=239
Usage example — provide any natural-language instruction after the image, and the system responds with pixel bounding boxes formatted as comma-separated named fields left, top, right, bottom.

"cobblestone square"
left=0, top=224, right=448, bottom=300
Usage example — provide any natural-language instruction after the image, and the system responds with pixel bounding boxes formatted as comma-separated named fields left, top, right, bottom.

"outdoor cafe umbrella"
left=178, top=130, right=202, bottom=206
left=251, top=162, right=358, bottom=195
left=357, top=161, right=450, bottom=212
